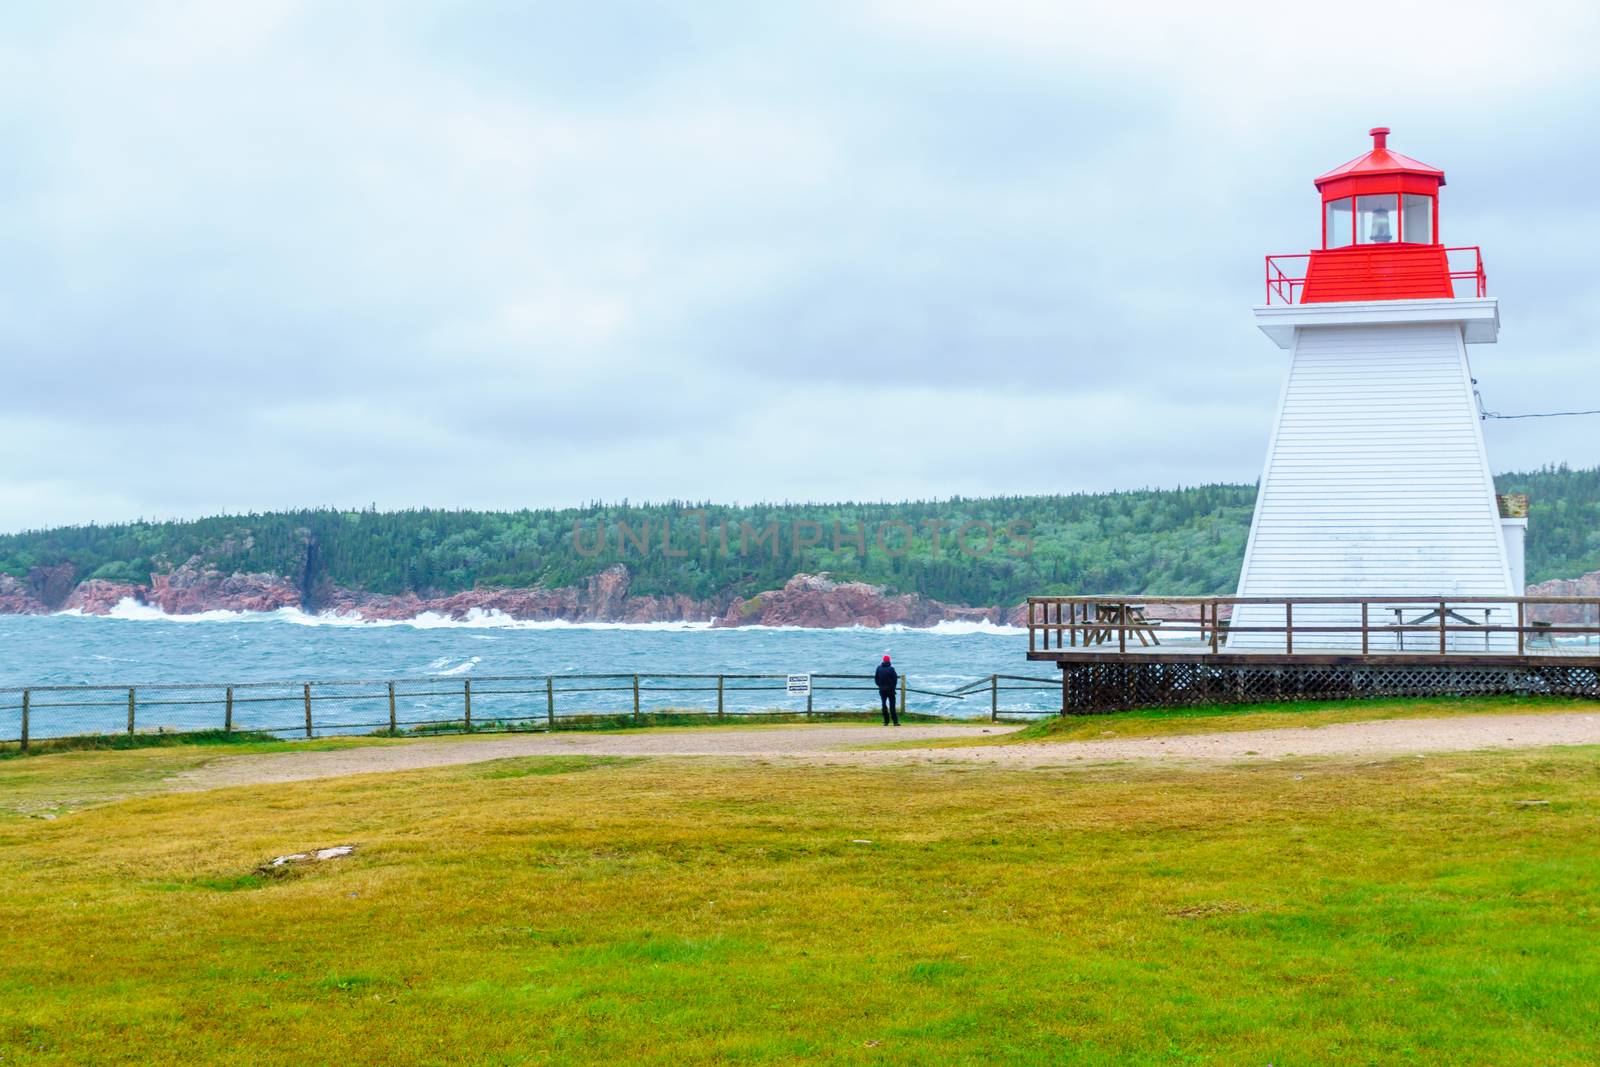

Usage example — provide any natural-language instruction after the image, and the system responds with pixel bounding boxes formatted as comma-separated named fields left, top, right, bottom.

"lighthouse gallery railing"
left=1264, top=246, right=1487, bottom=306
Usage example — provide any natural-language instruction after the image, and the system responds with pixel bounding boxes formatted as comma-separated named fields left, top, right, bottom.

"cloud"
left=1, top=0, right=1597, bottom=530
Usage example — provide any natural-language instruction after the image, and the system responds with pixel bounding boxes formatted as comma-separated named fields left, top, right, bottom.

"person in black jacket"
left=874, top=655, right=899, bottom=726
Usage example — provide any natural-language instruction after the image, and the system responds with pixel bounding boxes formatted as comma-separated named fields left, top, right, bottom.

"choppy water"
left=0, top=608, right=1059, bottom=739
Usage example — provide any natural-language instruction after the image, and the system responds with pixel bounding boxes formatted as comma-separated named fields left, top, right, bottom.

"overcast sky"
left=3, top=1, right=1598, bottom=532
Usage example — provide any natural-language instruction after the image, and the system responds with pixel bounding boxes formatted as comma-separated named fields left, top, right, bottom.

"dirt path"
left=168, top=724, right=1009, bottom=789
left=167, top=713, right=1600, bottom=791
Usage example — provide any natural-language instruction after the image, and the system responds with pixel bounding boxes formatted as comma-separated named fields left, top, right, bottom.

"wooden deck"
left=1024, top=595, right=1600, bottom=711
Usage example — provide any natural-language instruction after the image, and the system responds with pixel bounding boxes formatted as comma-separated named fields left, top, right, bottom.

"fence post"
left=806, top=683, right=813, bottom=718
left=127, top=687, right=136, bottom=736
left=632, top=674, right=640, bottom=722
left=225, top=686, right=234, bottom=732
left=546, top=676, right=555, bottom=729
left=388, top=681, right=397, bottom=735
left=991, top=674, right=998, bottom=722
left=716, top=674, right=724, bottom=718
left=303, top=683, right=313, bottom=739
left=900, top=674, right=907, bottom=719
left=463, top=679, right=473, bottom=731
left=20, top=688, right=29, bottom=752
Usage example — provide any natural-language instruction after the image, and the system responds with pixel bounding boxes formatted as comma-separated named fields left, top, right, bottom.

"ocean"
left=0, top=607, right=1060, bottom=740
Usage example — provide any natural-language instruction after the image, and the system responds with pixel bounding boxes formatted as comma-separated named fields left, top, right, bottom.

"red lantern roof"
left=1314, top=128, right=1445, bottom=200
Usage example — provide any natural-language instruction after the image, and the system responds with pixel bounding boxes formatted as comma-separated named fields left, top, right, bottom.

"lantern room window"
left=1402, top=193, right=1434, bottom=244
left=1356, top=195, right=1396, bottom=244
left=1324, top=192, right=1438, bottom=248
left=1325, top=198, right=1354, bottom=248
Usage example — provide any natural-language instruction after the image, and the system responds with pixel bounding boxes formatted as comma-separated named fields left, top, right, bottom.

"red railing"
left=1446, top=246, right=1488, bottom=299
left=1263, top=246, right=1487, bottom=305
left=1265, top=254, right=1310, bottom=305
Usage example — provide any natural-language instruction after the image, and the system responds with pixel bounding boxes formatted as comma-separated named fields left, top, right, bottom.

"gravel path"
left=168, top=724, right=1005, bottom=789
left=168, top=712, right=1600, bottom=790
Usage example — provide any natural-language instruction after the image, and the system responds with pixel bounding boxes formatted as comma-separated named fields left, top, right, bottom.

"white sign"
left=786, top=673, right=811, bottom=697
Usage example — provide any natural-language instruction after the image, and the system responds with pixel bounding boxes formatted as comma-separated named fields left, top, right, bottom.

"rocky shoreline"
left=0, top=558, right=1027, bottom=628
left=7, top=556, right=1592, bottom=629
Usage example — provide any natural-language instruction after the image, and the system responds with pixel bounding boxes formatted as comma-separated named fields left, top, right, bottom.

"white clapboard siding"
left=1231, top=321, right=1514, bottom=651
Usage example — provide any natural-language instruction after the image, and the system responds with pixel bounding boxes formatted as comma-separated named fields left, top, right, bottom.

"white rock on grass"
left=263, top=844, right=356, bottom=870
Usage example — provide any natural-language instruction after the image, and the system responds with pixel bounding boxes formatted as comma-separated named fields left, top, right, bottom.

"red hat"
left=882, top=655, right=891, bottom=661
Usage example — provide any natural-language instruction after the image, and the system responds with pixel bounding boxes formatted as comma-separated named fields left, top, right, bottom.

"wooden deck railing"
left=1026, top=595, right=1600, bottom=658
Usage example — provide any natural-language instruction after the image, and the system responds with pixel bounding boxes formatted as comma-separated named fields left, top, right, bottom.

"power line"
left=1474, top=388, right=1600, bottom=421
left=1482, top=407, right=1600, bottom=420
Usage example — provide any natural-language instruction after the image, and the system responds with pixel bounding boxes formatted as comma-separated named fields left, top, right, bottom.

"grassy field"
left=2, top=717, right=1599, bottom=1065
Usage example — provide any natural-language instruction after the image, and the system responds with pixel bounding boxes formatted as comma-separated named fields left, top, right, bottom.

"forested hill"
left=2, top=465, right=1597, bottom=608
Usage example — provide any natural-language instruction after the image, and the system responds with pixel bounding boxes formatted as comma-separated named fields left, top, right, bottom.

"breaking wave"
left=53, top=599, right=1019, bottom=635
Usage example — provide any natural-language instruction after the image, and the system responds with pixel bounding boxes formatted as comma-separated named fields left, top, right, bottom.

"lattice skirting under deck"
left=1059, top=662, right=1600, bottom=713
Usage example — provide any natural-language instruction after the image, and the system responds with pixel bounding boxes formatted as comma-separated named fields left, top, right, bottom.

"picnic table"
left=1083, top=603, right=1162, bottom=647
left=1389, top=606, right=1493, bottom=651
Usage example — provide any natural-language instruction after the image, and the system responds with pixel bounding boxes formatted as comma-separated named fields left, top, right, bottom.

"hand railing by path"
left=0, top=670, right=1063, bottom=750
left=1027, top=595, right=1600, bottom=657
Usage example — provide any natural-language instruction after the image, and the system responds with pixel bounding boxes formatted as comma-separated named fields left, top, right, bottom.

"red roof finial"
left=1370, top=126, right=1390, bottom=150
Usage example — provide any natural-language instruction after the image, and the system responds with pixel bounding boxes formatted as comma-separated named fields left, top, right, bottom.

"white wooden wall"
left=1230, top=321, right=1515, bottom=650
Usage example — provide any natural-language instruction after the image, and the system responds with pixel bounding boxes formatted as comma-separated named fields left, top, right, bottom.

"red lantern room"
left=1265, top=128, right=1485, bottom=305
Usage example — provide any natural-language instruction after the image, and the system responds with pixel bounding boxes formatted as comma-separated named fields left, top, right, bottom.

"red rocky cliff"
left=714, top=573, right=1004, bottom=628
left=2, top=561, right=1028, bottom=628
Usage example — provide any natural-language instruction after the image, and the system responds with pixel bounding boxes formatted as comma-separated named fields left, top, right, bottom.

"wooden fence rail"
left=1027, top=595, right=1600, bottom=658
left=0, top=671, right=1065, bottom=750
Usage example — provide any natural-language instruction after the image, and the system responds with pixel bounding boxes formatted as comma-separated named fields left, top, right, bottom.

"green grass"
left=0, top=728, right=291, bottom=759
left=0, top=733, right=419, bottom=819
left=2, top=742, right=1599, bottom=1063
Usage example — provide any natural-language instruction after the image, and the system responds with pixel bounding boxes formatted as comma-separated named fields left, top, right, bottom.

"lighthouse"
left=1232, top=128, right=1516, bottom=650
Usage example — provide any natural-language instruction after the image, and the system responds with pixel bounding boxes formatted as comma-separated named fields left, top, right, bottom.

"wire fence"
left=0, top=671, right=1066, bottom=749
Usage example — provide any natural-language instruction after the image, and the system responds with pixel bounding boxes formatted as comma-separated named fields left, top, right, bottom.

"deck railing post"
left=806, top=683, right=813, bottom=718
left=20, top=688, right=29, bottom=752
left=632, top=674, right=640, bottom=722
left=225, top=686, right=234, bottom=733
left=1069, top=601, right=1077, bottom=648
left=463, top=679, right=473, bottom=731
left=127, top=687, right=136, bottom=736
left=1361, top=602, right=1369, bottom=656
left=546, top=677, right=555, bottom=728
left=1517, top=601, right=1526, bottom=656
left=303, top=683, right=313, bottom=738
left=1439, top=599, right=1448, bottom=655
left=1284, top=602, right=1293, bottom=655
left=1028, top=601, right=1035, bottom=653
left=716, top=674, right=724, bottom=718
left=1210, top=600, right=1220, bottom=654
left=991, top=674, right=998, bottom=722
left=388, top=681, right=398, bottom=734
left=1118, top=602, right=1127, bottom=655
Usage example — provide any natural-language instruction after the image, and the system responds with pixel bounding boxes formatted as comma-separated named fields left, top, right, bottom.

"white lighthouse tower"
left=1232, top=128, right=1517, bottom=649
